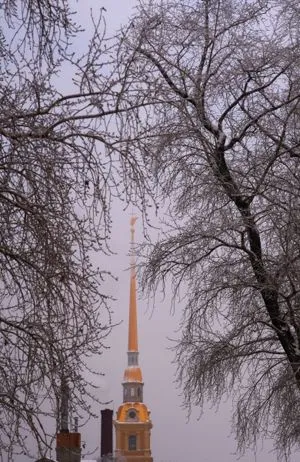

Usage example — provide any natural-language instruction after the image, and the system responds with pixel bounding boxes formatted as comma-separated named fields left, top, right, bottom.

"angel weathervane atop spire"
left=130, top=215, right=138, bottom=244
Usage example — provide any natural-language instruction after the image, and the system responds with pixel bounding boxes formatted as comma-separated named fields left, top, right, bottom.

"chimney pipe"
left=101, top=409, right=113, bottom=458
left=74, top=417, right=78, bottom=433
left=56, top=379, right=81, bottom=462
left=60, top=378, right=69, bottom=433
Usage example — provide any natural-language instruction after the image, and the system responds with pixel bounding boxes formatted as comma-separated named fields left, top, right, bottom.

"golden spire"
left=128, top=216, right=138, bottom=352
left=123, top=216, right=143, bottom=384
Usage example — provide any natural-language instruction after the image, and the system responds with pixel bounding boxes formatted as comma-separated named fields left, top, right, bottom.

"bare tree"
left=0, top=1, right=152, bottom=460
left=115, top=0, right=300, bottom=458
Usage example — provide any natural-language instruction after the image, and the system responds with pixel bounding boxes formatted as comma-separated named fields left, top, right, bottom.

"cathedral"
left=47, top=217, right=153, bottom=462
left=113, top=217, right=153, bottom=462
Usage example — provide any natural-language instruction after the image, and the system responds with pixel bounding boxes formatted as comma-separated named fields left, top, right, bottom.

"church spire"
left=128, top=216, right=138, bottom=353
left=122, top=217, right=143, bottom=399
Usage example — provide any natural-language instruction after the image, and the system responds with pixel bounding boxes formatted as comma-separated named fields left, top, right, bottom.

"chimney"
left=101, top=409, right=113, bottom=459
left=60, top=379, right=69, bottom=433
left=56, top=380, right=81, bottom=462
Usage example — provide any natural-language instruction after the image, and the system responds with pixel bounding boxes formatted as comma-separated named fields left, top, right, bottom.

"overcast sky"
left=73, top=2, right=299, bottom=462
left=20, top=2, right=300, bottom=461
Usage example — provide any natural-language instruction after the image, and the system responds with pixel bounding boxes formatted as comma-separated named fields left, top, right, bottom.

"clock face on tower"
left=129, top=410, right=136, bottom=419
left=126, top=408, right=139, bottom=421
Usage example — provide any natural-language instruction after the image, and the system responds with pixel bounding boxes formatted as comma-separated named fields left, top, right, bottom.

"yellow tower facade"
left=114, top=217, right=153, bottom=462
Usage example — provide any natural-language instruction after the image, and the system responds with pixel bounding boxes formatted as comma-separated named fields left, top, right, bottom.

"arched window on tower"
left=128, top=435, right=137, bottom=451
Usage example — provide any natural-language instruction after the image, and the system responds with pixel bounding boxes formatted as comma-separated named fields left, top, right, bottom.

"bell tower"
left=114, top=217, right=153, bottom=462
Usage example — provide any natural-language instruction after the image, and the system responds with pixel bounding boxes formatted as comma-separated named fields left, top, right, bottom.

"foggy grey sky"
left=68, top=2, right=299, bottom=462
left=18, top=2, right=300, bottom=461
left=82, top=3, right=299, bottom=462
